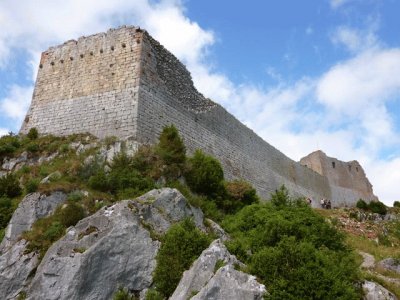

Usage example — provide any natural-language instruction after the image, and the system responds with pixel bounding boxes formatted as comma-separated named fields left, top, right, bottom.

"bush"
left=356, top=199, right=368, bottom=210
left=394, top=201, right=400, bottom=208
left=223, top=180, right=258, bottom=213
left=369, top=201, right=387, bottom=215
left=185, top=150, right=224, bottom=198
left=153, top=219, right=210, bottom=297
left=25, top=178, right=40, bottom=193
left=112, top=287, right=135, bottom=300
left=223, top=200, right=361, bottom=299
left=0, top=134, right=20, bottom=158
left=0, top=173, right=22, bottom=198
left=145, top=289, right=163, bottom=300
left=27, top=128, right=39, bottom=140
left=88, top=171, right=110, bottom=192
left=26, top=142, right=39, bottom=153
left=156, top=125, right=186, bottom=180
left=58, top=202, right=85, bottom=227
left=270, top=185, right=290, bottom=207
left=0, top=197, right=13, bottom=229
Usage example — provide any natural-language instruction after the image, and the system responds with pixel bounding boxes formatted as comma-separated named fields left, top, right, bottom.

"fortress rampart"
left=20, top=26, right=377, bottom=205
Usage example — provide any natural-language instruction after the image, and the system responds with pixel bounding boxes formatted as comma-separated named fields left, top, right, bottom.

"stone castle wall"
left=136, top=32, right=332, bottom=201
left=20, top=27, right=142, bottom=138
left=20, top=26, right=377, bottom=205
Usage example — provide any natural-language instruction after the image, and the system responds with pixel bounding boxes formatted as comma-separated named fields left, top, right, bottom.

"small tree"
left=156, top=125, right=186, bottom=180
left=185, top=149, right=224, bottom=198
left=223, top=180, right=259, bottom=213
left=27, top=127, right=39, bottom=140
left=270, top=185, right=290, bottom=207
left=356, top=199, right=368, bottom=210
left=0, top=173, right=22, bottom=198
left=393, top=201, right=400, bottom=208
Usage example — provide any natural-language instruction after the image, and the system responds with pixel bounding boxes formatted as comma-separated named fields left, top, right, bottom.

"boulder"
left=191, top=265, right=266, bottom=300
left=0, top=192, right=66, bottom=299
left=0, top=192, right=67, bottom=251
left=378, top=258, right=400, bottom=274
left=0, top=240, right=39, bottom=300
left=362, top=280, right=397, bottom=300
left=26, top=188, right=204, bottom=300
left=171, top=239, right=265, bottom=300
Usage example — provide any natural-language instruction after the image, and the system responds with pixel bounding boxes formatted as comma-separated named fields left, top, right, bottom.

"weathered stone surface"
left=300, top=150, right=377, bottom=206
left=206, top=219, right=229, bottom=241
left=19, top=25, right=376, bottom=205
left=0, top=192, right=67, bottom=251
left=362, top=280, right=397, bottom=300
left=191, top=264, right=266, bottom=300
left=378, top=258, right=400, bottom=274
left=171, top=239, right=239, bottom=300
left=0, top=240, right=39, bottom=300
left=26, top=188, right=204, bottom=300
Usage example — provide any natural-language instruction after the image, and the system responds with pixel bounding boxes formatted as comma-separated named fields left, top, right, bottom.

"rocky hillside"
left=0, top=127, right=398, bottom=299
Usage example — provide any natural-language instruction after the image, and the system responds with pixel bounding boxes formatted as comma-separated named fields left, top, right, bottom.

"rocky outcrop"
left=378, top=258, right=400, bottom=274
left=0, top=192, right=67, bottom=299
left=25, top=188, right=204, bottom=300
left=0, top=192, right=67, bottom=251
left=171, top=239, right=266, bottom=300
left=362, top=280, right=397, bottom=300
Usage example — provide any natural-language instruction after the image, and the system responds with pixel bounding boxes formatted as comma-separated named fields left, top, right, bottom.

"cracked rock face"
left=171, top=239, right=265, bottom=300
left=0, top=192, right=67, bottom=299
left=378, top=258, right=400, bottom=275
left=25, top=188, right=204, bottom=300
left=363, top=281, right=398, bottom=300
left=0, top=192, right=67, bottom=251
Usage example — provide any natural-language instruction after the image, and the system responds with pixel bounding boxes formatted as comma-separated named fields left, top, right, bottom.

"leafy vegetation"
left=152, top=219, right=211, bottom=298
left=112, top=287, right=136, bottom=300
left=356, top=199, right=387, bottom=215
left=223, top=185, right=361, bottom=300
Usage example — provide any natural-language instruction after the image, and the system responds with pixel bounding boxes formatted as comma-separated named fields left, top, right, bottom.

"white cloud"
left=330, top=0, right=351, bottom=9
left=0, top=85, right=33, bottom=124
left=331, top=26, right=379, bottom=53
left=0, top=128, right=9, bottom=137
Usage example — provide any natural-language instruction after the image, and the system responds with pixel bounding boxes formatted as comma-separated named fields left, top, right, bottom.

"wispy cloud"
left=330, top=0, right=352, bottom=9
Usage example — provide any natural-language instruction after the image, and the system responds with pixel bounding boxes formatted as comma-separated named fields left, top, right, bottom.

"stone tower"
left=20, top=26, right=377, bottom=205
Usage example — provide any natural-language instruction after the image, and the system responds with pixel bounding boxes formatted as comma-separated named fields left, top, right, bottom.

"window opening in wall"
left=356, top=167, right=359, bottom=172
left=332, top=162, right=335, bottom=168
left=348, top=165, right=351, bottom=172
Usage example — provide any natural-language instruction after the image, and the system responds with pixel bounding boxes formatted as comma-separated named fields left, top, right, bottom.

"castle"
left=20, top=26, right=377, bottom=206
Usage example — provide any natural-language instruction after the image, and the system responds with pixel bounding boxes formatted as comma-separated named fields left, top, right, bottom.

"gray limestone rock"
left=378, top=258, right=400, bottom=274
left=0, top=239, right=39, bottom=300
left=206, top=219, right=229, bottom=241
left=134, top=188, right=205, bottom=235
left=191, top=264, right=266, bottom=300
left=26, top=188, right=204, bottom=300
left=363, top=280, right=397, bottom=300
left=0, top=192, right=67, bottom=252
left=171, top=239, right=239, bottom=300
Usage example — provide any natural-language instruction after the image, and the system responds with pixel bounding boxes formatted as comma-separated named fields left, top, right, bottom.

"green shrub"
left=25, top=178, right=40, bottom=193
left=112, top=287, right=135, bottom=300
left=0, top=173, right=22, bottom=198
left=26, top=142, right=39, bottom=153
left=270, top=185, right=290, bottom=207
left=185, top=150, right=224, bottom=198
left=156, top=125, right=186, bottom=180
left=0, top=197, right=13, bottom=229
left=356, top=199, right=368, bottom=210
left=58, top=202, right=85, bottom=227
left=394, top=201, right=400, bottom=208
left=369, top=201, right=387, bottom=215
left=0, top=134, right=20, bottom=158
left=131, top=145, right=160, bottom=179
left=27, top=128, right=39, bottom=140
left=153, top=219, right=210, bottom=297
left=223, top=200, right=360, bottom=299
left=145, top=289, right=163, bottom=300
left=0, top=228, right=5, bottom=242
left=67, top=191, right=84, bottom=202
left=222, top=180, right=258, bottom=213
left=88, top=171, right=110, bottom=192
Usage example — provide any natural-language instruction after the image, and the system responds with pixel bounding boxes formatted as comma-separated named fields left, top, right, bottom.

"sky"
left=0, top=0, right=400, bottom=205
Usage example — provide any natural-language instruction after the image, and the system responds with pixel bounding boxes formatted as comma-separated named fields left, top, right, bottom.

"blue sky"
left=0, top=0, right=400, bottom=205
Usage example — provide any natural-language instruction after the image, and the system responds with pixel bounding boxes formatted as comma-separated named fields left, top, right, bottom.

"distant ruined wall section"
left=20, top=26, right=142, bottom=138
left=20, top=26, right=377, bottom=206
left=300, top=151, right=377, bottom=206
